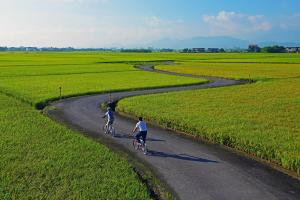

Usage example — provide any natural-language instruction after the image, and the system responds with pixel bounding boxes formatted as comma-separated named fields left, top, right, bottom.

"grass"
left=156, top=62, right=300, bottom=81
left=0, top=93, right=151, bottom=199
left=2, top=52, right=300, bottom=67
left=0, top=54, right=206, bottom=108
left=117, top=78, right=300, bottom=174
left=2, top=52, right=300, bottom=198
left=117, top=53, right=300, bottom=175
left=0, top=69, right=205, bottom=109
left=0, top=52, right=207, bottom=199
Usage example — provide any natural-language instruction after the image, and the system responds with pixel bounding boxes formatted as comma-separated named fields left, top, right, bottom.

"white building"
left=286, top=47, right=300, bottom=53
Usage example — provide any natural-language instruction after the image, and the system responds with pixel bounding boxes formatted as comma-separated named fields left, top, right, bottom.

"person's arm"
left=132, top=122, right=138, bottom=134
left=102, top=112, right=108, bottom=118
left=132, top=127, right=137, bottom=134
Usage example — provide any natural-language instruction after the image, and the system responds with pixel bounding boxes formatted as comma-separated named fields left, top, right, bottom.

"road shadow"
left=114, top=133, right=165, bottom=142
left=148, top=150, right=218, bottom=163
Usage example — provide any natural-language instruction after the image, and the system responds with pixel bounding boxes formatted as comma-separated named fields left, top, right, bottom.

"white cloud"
left=202, top=11, right=272, bottom=36
left=279, top=13, right=300, bottom=30
left=0, top=11, right=190, bottom=47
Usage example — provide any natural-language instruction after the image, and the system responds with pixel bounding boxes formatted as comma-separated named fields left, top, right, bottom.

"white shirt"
left=105, top=110, right=114, bottom=121
left=135, top=121, right=147, bottom=132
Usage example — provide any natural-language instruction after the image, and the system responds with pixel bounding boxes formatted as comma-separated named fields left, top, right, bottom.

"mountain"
left=258, top=41, right=300, bottom=47
left=150, top=36, right=249, bottom=49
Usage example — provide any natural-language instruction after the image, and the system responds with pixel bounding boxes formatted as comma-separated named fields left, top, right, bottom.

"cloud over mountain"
left=202, top=11, right=272, bottom=36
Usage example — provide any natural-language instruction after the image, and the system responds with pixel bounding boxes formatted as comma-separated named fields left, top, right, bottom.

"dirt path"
left=48, top=66, right=300, bottom=200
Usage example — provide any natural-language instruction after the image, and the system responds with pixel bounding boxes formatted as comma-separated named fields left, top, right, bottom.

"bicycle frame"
left=133, top=138, right=147, bottom=154
left=103, top=121, right=115, bottom=136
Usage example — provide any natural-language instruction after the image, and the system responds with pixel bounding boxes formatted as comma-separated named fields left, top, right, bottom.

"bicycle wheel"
left=111, top=127, right=116, bottom=137
left=142, top=143, right=147, bottom=155
left=103, top=124, right=108, bottom=134
left=132, top=140, right=139, bottom=150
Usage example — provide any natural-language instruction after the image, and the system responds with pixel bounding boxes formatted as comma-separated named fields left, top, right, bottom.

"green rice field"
left=118, top=78, right=300, bottom=173
left=157, top=62, right=300, bottom=81
left=0, top=52, right=206, bottom=199
left=1, top=52, right=300, bottom=198
left=0, top=53, right=206, bottom=108
left=118, top=53, right=300, bottom=174
left=0, top=93, right=151, bottom=199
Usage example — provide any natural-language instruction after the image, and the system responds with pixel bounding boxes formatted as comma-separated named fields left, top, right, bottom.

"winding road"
left=48, top=66, right=300, bottom=200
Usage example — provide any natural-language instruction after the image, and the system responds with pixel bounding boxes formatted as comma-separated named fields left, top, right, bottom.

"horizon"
left=1, top=42, right=298, bottom=50
left=1, top=0, right=300, bottom=48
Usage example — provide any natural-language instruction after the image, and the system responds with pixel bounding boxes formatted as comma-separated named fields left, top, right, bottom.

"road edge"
left=44, top=105, right=178, bottom=200
left=116, top=104, right=300, bottom=181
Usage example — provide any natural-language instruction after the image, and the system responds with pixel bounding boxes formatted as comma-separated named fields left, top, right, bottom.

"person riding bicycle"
left=132, top=117, right=148, bottom=145
left=102, top=107, right=114, bottom=132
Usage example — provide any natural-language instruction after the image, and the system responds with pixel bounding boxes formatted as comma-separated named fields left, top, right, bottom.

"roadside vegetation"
left=118, top=54, right=300, bottom=175
left=157, top=62, right=300, bottom=81
left=0, top=53, right=206, bottom=108
left=0, top=52, right=205, bottom=199
left=1, top=52, right=300, bottom=198
left=0, top=93, right=151, bottom=199
left=118, top=78, right=300, bottom=174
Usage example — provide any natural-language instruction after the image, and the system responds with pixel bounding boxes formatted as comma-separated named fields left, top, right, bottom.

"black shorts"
left=107, top=119, right=114, bottom=125
left=135, top=131, right=147, bottom=143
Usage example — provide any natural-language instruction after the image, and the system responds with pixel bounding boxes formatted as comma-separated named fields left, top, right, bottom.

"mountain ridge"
left=149, top=36, right=300, bottom=49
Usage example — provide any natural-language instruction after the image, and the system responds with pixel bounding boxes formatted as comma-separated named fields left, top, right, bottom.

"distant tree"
left=248, top=44, right=261, bottom=52
left=261, top=45, right=286, bottom=53
left=0, top=47, right=8, bottom=51
left=219, top=48, right=225, bottom=53
left=182, top=48, right=189, bottom=53
left=160, top=48, right=174, bottom=52
left=120, top=49, right=152, bottom=53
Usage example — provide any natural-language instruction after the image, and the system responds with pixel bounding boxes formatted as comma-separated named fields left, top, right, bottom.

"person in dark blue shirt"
left=103, top=107, right=114, bottom=133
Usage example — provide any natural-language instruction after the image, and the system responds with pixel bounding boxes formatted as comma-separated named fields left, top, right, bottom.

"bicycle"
left=132, top=138, right=147, bottom=155
left=103, top=122, right=116, bottom=137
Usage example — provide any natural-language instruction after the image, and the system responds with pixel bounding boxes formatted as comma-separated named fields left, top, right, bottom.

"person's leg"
left=135, top=132, right=142, bottom=143
left=141, top=131, right=148, bottom=154
left=105, top=120, right=109, bottom=133
left=108, top=121, right=112, bottom=132
left=141, top=131, right=147, bottom=144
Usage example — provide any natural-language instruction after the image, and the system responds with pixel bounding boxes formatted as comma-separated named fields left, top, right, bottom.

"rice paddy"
left=1, top=52, right=300, bottom=198
left=118, top=53, right=300, bottom=174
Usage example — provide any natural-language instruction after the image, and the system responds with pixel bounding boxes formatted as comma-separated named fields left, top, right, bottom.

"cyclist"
left=102, top=107, right=114, bottom=133
left=132, top=117, right=148, bottom=146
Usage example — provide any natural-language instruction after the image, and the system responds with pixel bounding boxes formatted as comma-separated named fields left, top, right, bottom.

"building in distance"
left=191, top=48, right=206, bottom=53
left=248, top=44, right=261, bottom=52
left=286, top=47, right=300, bottom=53
left=207, top=48, right=220, bottom=53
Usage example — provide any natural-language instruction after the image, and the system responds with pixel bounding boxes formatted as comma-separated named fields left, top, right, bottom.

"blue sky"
left=0, top=0, right=299, bottom=47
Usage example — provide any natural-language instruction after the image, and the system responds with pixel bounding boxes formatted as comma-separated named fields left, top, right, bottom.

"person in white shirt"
left=132, top=117, right=148, bottom=144
left=102, top=107, right=114, bottom=133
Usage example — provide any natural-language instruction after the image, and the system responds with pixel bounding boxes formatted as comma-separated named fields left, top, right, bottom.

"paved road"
left=48, top=66, right=300, bottom=200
